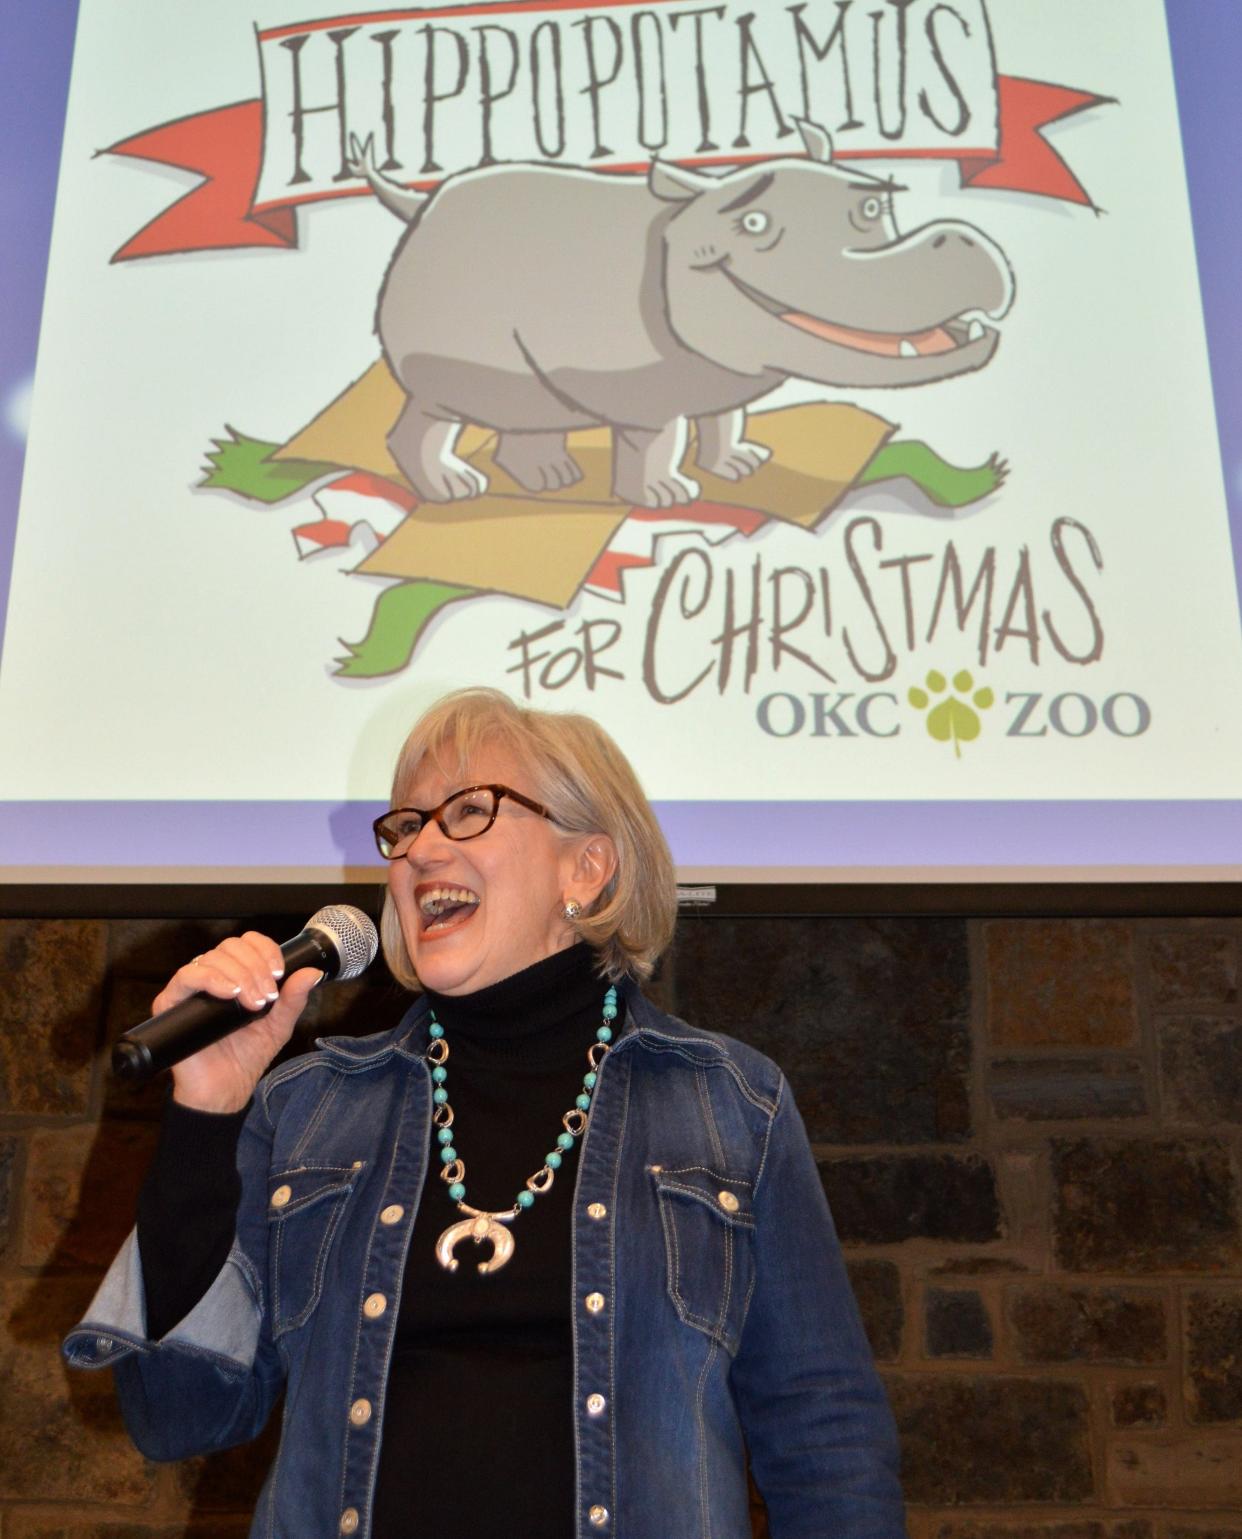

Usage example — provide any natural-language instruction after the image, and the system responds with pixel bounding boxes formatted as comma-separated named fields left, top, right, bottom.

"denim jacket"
left=65, top=985, right=905, bottom=1539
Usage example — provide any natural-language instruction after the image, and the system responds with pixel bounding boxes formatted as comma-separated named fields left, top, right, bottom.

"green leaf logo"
left=908, top=669, right=994, bottom=758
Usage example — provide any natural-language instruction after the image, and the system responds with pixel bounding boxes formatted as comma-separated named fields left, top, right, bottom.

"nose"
left=402, top=817, right=453, bottom=864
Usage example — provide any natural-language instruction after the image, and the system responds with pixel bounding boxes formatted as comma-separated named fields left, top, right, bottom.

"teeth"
left=419, top=886, right=480, bottom=917
left=967, top=319, right=986, bottom=342
left=899, top=339, right=919, bottom=358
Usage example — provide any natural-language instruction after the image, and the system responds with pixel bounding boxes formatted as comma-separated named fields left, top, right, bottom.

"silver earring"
left=563, top=898, right=582, bottom=921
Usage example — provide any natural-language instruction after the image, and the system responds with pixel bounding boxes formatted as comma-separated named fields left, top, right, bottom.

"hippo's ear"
left=794, top=118, right=834, bottom=164
left=648, top=159, right=717, bottom=203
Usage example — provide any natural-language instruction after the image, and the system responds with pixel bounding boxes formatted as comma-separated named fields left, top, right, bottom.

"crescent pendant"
left=435, top=1212, right=517, bottom=1275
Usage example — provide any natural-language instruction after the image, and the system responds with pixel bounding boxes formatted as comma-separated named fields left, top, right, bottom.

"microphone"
left=111, top=905, right=379, bottom=1082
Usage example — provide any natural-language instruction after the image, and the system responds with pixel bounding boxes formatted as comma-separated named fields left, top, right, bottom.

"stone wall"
left=1, top=913, right=1239, bottom=1536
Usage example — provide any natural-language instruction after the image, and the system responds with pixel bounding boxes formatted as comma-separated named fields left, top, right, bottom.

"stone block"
left=6, top=1523, right=251, bottom=1539
left=106, top=917, right=243, bottom=982
left=1052, top=1139, right=1241, bottom=1273
left=932, top=1524, right=1153, bottom=1539
left=1186, top=1290, right=1242, bottom=1424
left=1008, top=1285, right=1167, bottom=1365
left=0, top=919, right=107, bottom=1115
left=1109, top=1381, right=1168, bottom=1428
left=984, top=921, right=1136, bottom=1047
left=21, top=1122, right=158, bottom=1271
left=1167, top=1529, right=1242, bottom=1539
left=1149, top=933, right=1237, bottom=1007
left=990, top=1057, right=1146, bottom=1120
left=672, top=916, right=972, bottom=1143
left=1107, top=1435, right=1242, bottom=1507
left=820, top=1155, right=1001, bottom=1245
left=886, top=1375, right=1093, bottom=1503
left=0, top=1278, right=155, bottom=1504
left=845, top=1259, right=903, bottom=1361
left=925, top=1288, right=993, bottom=1358
left=1158, top=1018, right=1242, bottom=1126
left=0, top=1135, right=17, bottom=1255
left=929, top=1257, right=1029, bottom=1276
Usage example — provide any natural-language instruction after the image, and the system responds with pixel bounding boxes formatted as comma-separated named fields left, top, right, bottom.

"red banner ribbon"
left=105, top=76, right=1110, bottom=263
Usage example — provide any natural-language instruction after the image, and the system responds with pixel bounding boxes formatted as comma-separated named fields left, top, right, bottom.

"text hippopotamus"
left=352, top=121, right=1013, bottom=510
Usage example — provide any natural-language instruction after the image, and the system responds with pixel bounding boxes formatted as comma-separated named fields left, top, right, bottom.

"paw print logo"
left=908, top=669, right=994, bottom=757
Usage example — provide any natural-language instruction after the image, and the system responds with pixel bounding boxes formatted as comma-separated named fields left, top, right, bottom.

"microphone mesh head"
left=307, top=905, right=379, bottom=980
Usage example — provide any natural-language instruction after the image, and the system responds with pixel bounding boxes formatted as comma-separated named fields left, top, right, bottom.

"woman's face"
left=388, top=745, right=595, bottom=995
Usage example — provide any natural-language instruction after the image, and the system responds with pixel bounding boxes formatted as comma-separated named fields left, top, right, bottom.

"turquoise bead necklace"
left=428, top=984, right=618, bottom=1276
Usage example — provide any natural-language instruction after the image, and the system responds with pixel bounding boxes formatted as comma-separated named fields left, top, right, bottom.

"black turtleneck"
left=137, top=943, right=608, bottom=1539
left=375, top=941, right=604, bottom=1538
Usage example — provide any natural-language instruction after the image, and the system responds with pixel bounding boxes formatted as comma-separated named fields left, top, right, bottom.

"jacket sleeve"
left=61, top=1093, right=286, bottom=1463
left=730, top=1078, right=907, bottom=1539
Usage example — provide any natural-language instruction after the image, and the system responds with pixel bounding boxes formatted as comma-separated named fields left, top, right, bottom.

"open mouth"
left=717, top=263, right=993, bottom=358
left=418, top=884, right=480, bottom=934
left=778, top=311, right=988, bottom=357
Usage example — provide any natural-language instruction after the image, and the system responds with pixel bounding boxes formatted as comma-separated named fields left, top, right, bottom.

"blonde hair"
left=379, top=688, right=677, bottom=988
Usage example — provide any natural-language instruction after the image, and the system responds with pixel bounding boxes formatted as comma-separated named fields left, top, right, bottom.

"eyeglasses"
left=372, top=783, right=553, bottom=860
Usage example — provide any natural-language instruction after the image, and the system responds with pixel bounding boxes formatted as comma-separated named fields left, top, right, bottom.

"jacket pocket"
left=652, top=1164, right=755, bottom=1355
left=267, top=1163, right=361, bottom=1337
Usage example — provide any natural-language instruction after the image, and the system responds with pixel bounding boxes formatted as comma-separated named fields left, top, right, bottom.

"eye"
left=393, top=813, right=423, bottom=839
left=861, top=196, right=882, bottom=221
left=740, top=210, right=770, bottom=236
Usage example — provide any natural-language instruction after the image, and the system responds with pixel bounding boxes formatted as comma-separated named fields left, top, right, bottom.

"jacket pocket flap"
left=651, top=1165, right=754, bottom=1227
left=267, top=1163, right=360, bottom=1219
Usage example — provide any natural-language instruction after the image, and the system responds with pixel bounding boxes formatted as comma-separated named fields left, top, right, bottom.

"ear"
left=564, top=834, right=618, bottom=910
left=649, top=159, right=716, bottom=203
left=794, top=118, right=834, bottom=163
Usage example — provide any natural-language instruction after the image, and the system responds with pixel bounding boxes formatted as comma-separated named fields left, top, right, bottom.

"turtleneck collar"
left=422, top=942, right=605, bottom=1044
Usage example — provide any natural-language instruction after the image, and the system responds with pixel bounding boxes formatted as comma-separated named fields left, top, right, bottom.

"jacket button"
left=718, top=1190, right=740, bottom=1213
left=586, top=1393, right=606, bottom=1416
left=363, top=1293, right=387, bottom=1319
left=584, top=1292, right=605, bottom=1315
left=586, top=1202, right=607, bottom=1220
left=349, top=1398, right=372, bottom=1426
left=270, top=1184, right=292, bottom=1208
left=589, top=1505, right=610, bottom=1526
left=339, top=1509, right=359, bottom=1534
left=380, top=1204, right=404, bottom=1225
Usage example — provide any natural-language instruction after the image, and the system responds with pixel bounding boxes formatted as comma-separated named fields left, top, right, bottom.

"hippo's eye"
left=740, top=210, right=770, bottom=236
left=861, top=196, right=883, bottom=221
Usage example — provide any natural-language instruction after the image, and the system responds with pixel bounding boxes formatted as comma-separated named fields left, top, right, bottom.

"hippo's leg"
left=493, top=432, right=584, bottom=494
left=612, top=420, right=701, bottom=509
left=387, top=401, right=488, bottom=503
left=694, top=409, right=772, bottom=482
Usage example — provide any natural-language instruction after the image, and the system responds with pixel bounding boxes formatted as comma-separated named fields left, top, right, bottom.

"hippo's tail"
left=347, top=134, right=427, bottom=224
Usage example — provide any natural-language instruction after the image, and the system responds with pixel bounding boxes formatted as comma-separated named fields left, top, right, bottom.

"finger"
left=211, top=934, right=285, bottom=1012
left=280, top=966, right=326, bottom=1006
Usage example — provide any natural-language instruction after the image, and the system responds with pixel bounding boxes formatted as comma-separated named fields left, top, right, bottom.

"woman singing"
left=66, top=687, right=905, bottom=1538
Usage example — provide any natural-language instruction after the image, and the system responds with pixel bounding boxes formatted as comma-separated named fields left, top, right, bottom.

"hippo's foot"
left=613, top=422, right=701, bottom=509
left=698, top=441, right=772, bottom=481
left=493, top=432, right=584, bottom=494
left=694, top=409, right=772, bottom=482
left=388, top=403, right=488, bottom=503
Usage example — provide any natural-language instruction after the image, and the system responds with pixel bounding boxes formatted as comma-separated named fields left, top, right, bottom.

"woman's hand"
left=156, top=932, right=323, bottom=1114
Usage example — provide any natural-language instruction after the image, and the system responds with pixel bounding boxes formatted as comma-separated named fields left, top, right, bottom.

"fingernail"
left=231, top=985, right=242, bottom=997
left=271, top=967, right=284, bottom=980
left=266, top=990, right=279, bottom=1002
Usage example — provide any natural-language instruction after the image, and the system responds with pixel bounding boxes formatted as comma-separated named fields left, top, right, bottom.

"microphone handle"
left=112, top=928, right=339, bottom=1083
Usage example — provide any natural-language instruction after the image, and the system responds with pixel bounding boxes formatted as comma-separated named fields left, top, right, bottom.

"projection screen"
left=2, top=0, right=1240, bottom=889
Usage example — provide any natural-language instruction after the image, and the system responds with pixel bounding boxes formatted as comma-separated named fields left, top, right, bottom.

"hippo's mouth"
left=719, top=265, right=993, bottom=358
left=779, top=312, right=987, bottom=357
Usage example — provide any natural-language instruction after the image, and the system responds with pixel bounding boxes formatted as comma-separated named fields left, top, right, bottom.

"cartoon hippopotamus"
left=351, top=121, right=1012, bottom=509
